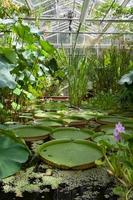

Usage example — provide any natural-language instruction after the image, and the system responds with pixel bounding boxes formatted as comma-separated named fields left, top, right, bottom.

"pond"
left=1, top=102, right=133, bottom=200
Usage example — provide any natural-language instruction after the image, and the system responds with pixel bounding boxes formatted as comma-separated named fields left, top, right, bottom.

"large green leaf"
left=40, top=40, right=55, bottom=54
left=63, top=113, right=94, bottom=121
left=119, top=71, right=133, bottom=85
left=13, top=22, right=35, bottom=44
left=34, top=112, right=61, bottom=119
left=0, top=59, right=16, bottom=89
left=51, top=127, right=93, bottom=140
left=0, top=131, right=29, bottom=179
left=38, top=139, right=103, bottom=169
left=97, top=115, right=133, bottom=125
left=35, top=119, right=64, bottom=127
left=12, top=126, right=51, bottom=141
left=0, top=47, right=17, bottom=64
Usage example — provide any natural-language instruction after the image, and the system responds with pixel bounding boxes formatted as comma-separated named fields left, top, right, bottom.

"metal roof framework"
left=12, top=0, right=133, bottom=47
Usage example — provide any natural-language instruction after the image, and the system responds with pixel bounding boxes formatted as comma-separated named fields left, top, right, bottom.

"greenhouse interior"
left=0, top=0, right=133, bottom=199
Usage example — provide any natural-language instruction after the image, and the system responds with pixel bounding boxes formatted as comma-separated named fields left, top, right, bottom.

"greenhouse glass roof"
left=12, top=0, right=133, bottom=47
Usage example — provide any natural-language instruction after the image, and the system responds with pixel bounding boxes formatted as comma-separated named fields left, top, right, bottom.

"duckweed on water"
left=2, top=164, right=112, bottom=198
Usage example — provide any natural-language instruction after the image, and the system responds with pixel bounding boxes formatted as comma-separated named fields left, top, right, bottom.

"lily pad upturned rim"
left=68, top=119, right=88, bottom=127
left=38, top=139, right=103, bottom=170
left=11, top=125, right=52, bottom=141
left=51, top=127, right=93, bottom=140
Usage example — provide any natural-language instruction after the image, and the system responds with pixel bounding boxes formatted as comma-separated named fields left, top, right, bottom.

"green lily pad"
left=0, top=130, right=29, bottom=178
left=67, top=114, right=94, bottom=121
left=35, top=119, right=64, bottom=127
left=66, top=115, right=87, bottom=121
left=34, top=112, right=61, bottom=119
left=20, top=112, right=33, bottom=116
left=122, top=121, right=133, bottom=127
left=62, top=117, right=86, bottom=124
left=38, top=139, right=103, bottom=169
left=97, top=115, right=133, bottom=125
left=68, top=120, right=88, bottom=128
left=62, top=117, right=78, bottom=124
left=12, top=126, right=51, bottom=141
left=51, top=127, right=93, bottom=140
left=119, top=111, right=133, bottom=117
left=64, top=110, right=95, bottom=120
left=19, top=115, right=33, bottom=119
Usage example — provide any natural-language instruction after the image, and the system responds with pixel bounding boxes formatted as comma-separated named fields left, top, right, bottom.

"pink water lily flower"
left=113, top=122, right=125, bottom=142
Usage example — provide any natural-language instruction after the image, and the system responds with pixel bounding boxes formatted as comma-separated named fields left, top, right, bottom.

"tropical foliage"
left=99, top=123, right=133, bottom=200
left=0, top=130, right=29, bottom=179
left=0, top=18, right=56, bottom=121
left=0, top=1, right=132, bottom=199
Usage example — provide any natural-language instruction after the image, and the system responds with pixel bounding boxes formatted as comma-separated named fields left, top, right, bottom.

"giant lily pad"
left=19, top=112, right=33, bottom=118
left=34, top=112, right=61, bottom=119
left=12, top=126, right=51, bottom=141
left=97, top=115, right=133, bottom=125
left=35, top=119, right=64, bottom=127
left=38, top=139, right=103, bottom=169
left=68, top=120, right=88, bottom=128
left=66, top=113, right=94, bottom=121
left=51, top=127, right=93, bottom=140
left=62, top=110, right=96, bottom=120
left=62, top=117, right=88, bottom=127
left=0, top=130, right=29, bottom=179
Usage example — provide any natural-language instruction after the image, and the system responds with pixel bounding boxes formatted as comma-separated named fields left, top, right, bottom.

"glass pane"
left=72, top=34, right=84, bottom=44
left=58, top=33, right=70, bottom=44
left=46, top=35, right=57, bottom=43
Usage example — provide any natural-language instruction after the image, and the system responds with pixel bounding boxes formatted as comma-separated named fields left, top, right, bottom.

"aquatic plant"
left=100, top=122, right=133, bottom=200
left=113, top=122, right=125, bottom=141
